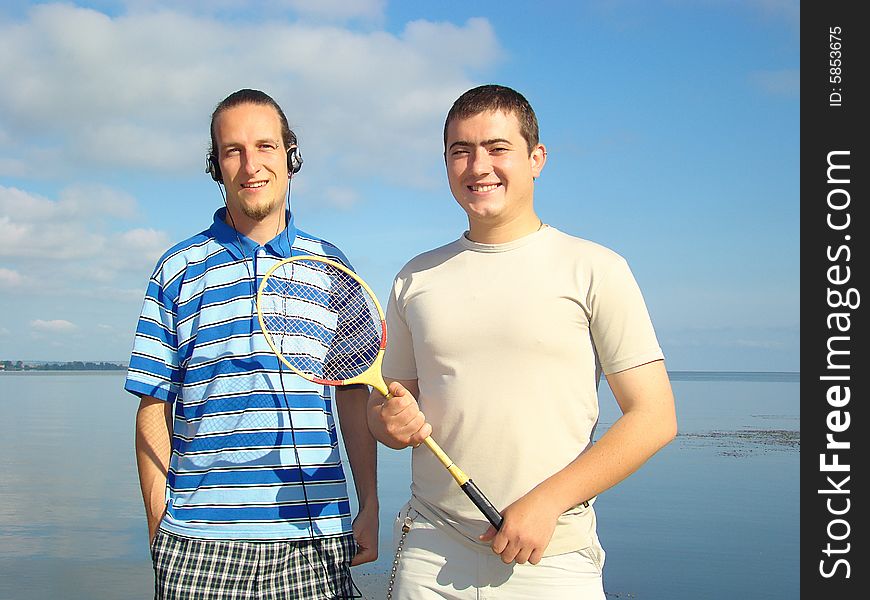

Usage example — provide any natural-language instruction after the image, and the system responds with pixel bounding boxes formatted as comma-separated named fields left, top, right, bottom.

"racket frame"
left=256, top=255, right=389, bottom=394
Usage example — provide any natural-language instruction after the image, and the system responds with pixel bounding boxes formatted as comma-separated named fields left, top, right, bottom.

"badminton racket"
left=256, top=255, right=503, bottom=529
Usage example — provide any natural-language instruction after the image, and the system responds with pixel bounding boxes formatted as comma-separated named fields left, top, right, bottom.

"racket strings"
left=260, top=259, right=383, bottom=382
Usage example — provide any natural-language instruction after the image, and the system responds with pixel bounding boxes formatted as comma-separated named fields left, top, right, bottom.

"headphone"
left=206, top=142, right=303, bottom=183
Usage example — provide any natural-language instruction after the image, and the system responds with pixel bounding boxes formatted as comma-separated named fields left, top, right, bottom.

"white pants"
left=389, top=504, right=606, bottom=600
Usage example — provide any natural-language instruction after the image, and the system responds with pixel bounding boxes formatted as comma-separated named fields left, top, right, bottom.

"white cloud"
left=98, top=228, right=172, bottom=282
left=118, top=228, right=171, bottom=252
left=0, top=185, right=146, bottom=260
left=58, top=184, right=140, bottom=220
left=0, top=184, right=137, bottom=223
left=31, top=319, right=78, bottom=333
left=0, top=5, right=501, bottom=184
left=0, top=185, right=169, bottom=293
left=120, top=0, right=386, bottom=22
left=0, top=267, right=25, bottom=288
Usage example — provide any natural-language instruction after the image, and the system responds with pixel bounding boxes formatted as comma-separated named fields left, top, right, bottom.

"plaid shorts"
left=151, top=529, right=358, bottom=600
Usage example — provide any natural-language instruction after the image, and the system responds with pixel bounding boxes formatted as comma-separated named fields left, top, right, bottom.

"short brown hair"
left=443, top=84, right=539, bottom=154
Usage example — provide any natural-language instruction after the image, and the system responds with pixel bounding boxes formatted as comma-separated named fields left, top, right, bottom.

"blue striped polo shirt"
left=125, top=208, right=355, bottom=540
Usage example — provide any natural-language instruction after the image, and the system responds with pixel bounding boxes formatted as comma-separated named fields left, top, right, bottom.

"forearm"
left=135, top=396, right=173, bottom=538
left=530, top=362, right=677, bottom=514
left=336, top=386, right=379, bottom=509
left=533, top=409, right=677, bottom=514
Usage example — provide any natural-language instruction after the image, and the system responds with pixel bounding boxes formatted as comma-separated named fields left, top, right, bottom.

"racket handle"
left=420, top=437, right=503, bottom=529
left=461, top=480, right=503, bottom=530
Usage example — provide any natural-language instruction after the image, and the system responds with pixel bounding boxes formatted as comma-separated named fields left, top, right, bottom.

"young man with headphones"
left=126, top=89, right=378, bottom=599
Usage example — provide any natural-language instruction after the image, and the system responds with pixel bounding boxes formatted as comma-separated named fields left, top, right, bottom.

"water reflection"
left=0, top=372, right=799, bottom=600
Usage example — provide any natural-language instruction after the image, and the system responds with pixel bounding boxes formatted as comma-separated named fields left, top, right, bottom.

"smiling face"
left=445, top=109, right=546, bottom=242
left=213, top=102, right=290, bottom=235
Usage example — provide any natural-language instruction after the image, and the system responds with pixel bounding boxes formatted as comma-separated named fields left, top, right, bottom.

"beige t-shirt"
left=383, top=225, right=664, bottom=555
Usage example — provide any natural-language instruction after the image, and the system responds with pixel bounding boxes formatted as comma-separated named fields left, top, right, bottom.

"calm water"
left=0, top=371, right=799, bottom=599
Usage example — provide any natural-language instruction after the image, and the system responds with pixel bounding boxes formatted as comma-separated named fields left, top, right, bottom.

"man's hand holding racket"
left=479, top=487, right=563, bottom=565
left=367, top=380, right=432, bottom=450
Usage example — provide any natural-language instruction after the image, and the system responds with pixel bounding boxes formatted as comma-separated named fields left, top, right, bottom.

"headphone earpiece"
left=287, top=145, right=303, bottom=176
left=206, top=154, right=222, bottom=183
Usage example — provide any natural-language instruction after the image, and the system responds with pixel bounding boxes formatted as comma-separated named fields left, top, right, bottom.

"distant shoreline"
left=0, top=361, right=126, bottom=372
left=667, top=371, right=799, bottom=382
left=0, top=363, right=799, bottom=382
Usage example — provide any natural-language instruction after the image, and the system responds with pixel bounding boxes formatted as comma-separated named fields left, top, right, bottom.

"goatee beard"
left=240, top=200, right=281, bottom=221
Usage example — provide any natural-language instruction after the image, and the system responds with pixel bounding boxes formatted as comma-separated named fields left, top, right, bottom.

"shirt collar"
left=209, top=207, right=297, bottom=260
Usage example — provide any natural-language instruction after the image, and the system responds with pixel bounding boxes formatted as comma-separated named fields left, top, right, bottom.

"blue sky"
left=0, top=0, right=799, bottom=370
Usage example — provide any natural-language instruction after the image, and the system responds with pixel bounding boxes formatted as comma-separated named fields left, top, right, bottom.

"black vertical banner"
left=802, top=2, right=866, bottom=596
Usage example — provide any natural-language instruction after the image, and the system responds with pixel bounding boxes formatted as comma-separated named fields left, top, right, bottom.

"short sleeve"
left=588, top=257, right=664, bottom=375
left=125, top=271, right=182, bottom=403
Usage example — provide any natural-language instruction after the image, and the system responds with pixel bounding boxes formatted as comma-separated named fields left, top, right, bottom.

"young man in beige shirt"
left=367, top=84, right=677, bottom=599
